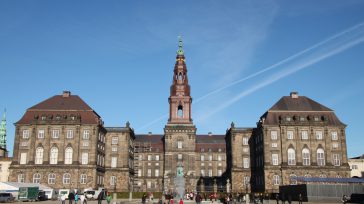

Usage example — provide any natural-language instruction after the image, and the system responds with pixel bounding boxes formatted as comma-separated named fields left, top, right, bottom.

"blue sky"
left=1, top=1, right=364, bottom=158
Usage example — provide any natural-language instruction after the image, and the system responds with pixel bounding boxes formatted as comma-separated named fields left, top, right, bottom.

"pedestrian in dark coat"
left=275, top=194, right=279, bottom=204
left=69, top=192, right=75, bottom=204
left=298, top=194, right=303, bottom=204
left=97, top=191, right=104, bottom=204
left=287, top=195, right=292, bottom=204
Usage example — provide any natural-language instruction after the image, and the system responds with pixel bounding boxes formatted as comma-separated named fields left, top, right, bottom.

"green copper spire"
left=177, top=35, right=184, bottom=55
left=0, top=109, right=6, bottom=150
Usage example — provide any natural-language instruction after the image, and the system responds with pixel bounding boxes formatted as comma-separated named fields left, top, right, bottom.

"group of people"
left=60, top=191, right=113, bottom=204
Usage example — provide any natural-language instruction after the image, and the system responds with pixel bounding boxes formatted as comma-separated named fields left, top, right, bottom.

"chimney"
left=208, top=132, right=212, bottom=136
left=63, top=91, right=71, bottom=98
left=148, top=132, right=152, bottom=136
left=290, top=91, right=299, bottom=99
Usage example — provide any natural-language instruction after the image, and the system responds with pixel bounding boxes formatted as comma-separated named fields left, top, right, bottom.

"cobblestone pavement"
left=6, top=200, right=346, bottom=204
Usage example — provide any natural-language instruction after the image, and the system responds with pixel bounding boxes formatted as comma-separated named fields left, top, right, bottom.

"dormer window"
left=286, top=117, right=291, bottom=122
left=314, top=116, right=320, bottom=121
left=300, top=117, right=305, bottom=121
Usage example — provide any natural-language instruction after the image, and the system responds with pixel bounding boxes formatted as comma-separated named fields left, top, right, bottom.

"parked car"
left=0, top=193, right=15, bottom=203
left=38, top=190, right=47, bottom=201
left=84, top=190, right=95, bottom=200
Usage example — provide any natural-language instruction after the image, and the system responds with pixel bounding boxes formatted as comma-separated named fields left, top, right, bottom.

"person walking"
left=80, top=194, right=85, bottom=204
left=75, top=193, right=79, bottom=204
left=195, top=193, right=202, bottom=204
left=97, top=191, right=104, bottom=204
left=298, top=194, right=303, bottom=204
left=142, top=194, right=147, bottom=204
left=275, top=194, right=279, bottom=204
left=61, top=194, right=66, bottom=204
left=179, top=198, right=184, bottom=204
left=106, top=192, right=112, bottom=204
left=69, top=192, right=75, bottom=204
left=342, top=195, right=348, bottom=204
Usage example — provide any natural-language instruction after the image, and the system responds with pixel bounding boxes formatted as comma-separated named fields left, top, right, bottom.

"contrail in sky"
left=136, top=22, right=364, bottom=131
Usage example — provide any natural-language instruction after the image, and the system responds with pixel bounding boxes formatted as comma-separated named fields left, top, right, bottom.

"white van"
left=44, top=189, right=58, bottom=200
left=58, top=189, right=70, bottom=200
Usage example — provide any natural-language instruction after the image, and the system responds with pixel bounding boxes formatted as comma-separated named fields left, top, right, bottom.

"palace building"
left=8, top=39, right=350, bottom=193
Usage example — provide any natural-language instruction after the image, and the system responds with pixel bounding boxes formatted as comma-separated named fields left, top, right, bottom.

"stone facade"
left=8, top=42, right=350, bottom=194
left=251, top=92, right=350, bottom=193
left=9, top=92, right=108, bottom=190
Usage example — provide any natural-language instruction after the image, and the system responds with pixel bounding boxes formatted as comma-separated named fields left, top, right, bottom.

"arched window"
left=48, top=173, right=56, bottom=184
left=290, top=174, right=297, bottom=185
left=35, top=147, right=44, bottom=164
left=287, top=148, right=296, bottom=165
left=178, top=72, right=183, bottom=81
left=317, top=148, right=325, bottom=166
left=273, top=175, right=280, bottom=185
left=177, top=105, right=183, bottom=118
left=63, top=173, right=71, bottom=184
left=80, top=174, right=87, bottom=184
left=33, top=173, right=41, bottom=183
left=64, top=147, right=73, bottom=164
left=50, top=147, right=58, bottom=164
left=302, top=148, right=310, bottom=166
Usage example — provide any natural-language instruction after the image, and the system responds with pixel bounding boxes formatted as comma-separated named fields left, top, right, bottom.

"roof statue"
left=177, top=35, right=184, bottom=55
left=0, top=109, right=6, bottom=150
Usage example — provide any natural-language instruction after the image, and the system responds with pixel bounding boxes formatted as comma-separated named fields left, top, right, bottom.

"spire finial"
left=177, top=35, right=184, bottom=55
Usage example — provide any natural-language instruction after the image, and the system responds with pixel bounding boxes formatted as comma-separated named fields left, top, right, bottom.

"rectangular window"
left=83, top=130, right=90, bottom=139
left=201, top=170, right=205, bottom=176
left=148, top=155, right=152, bottom=161
left=333, top=154, right=340, bottom=166
left=218, top=155, right=222, bottom=161
left=147, top=181, right=151, bottom=188
left=155, top=162, right=159, bottom=166
left=271, top=143, right=278, bottom=148
left=82, top=153, right=88, bottom=165
left=110, top=176, right=116, bottom=185
left=301, top=131, right=308, bottom=140
left=155, top=169, right=159, bottom=177
left=331, top=131, right=338, bottom=140
left=332, top=143, right=339, bottom=149
left=66, top=130, right=74, bottom=139
left=208, top=155, right=212, bottom=161
left=139, top=155, right=143, bottom=161
left=271, top=131, right=278, bottom=140
left=112, top=147, right=117, bottom=152
left=287, top=131, right=294, bottom=140
left=111, top=157, right=117, bottom=168
left=20, top=153, right=27, bottom=164
left=243, top=158, right=249, bottom=168
left=111, top=137, right=118, bottom=145
left=52, top=129, right=60, bottom=138
left=201, top=163, right=205, bottom=166
left=244, top=176, right=250, bottom=185
left=38, top=130, right=45, bottom=139
left=243, top=147, right=249, bottom=152
left=352, top=165, right=358, bottom=169
left=201, top=155, right=205, bottom=161
left=21, top=141, right=28, bottom=146
left=147, top=169, right=151, bottom=177
left=243, top=137, right=249, bottom=145
left=22, top=130, right=30, bottom=139
left=208, top=169, right=213, bottom=177
left=177, top=141, right=183, bottom=149
left=218, top=170, right=222, bottom=176
left=272, top=154, right=278, bottom=166
left=155, top=155, right=160, bottom=161
left=18, top=174, right=25, bottom=183
left=178, top=154, right=183, bottom=160
left=83, top=141, right=89, bottom=147
left=218, top=162, right=222, bottom=166
left=316, top=131, right=323, bottom=140
left=138, top=169, right=142, bottom=177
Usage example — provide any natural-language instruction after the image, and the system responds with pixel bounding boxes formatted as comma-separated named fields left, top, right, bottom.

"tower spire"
left=0, top=109, right=6, bottom=150
left=168, top=38, right=192, bottom=124
left=177, top=35, right=184, bottom=55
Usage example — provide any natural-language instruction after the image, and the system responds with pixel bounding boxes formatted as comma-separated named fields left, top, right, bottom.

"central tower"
left=164, top=37, right=197, bottom=193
